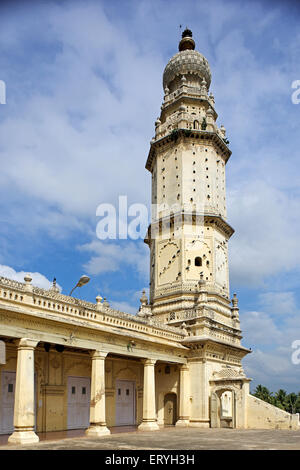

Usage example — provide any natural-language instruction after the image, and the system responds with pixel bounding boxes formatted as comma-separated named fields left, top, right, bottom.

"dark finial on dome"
left=182, top=28, right=193, bottom=39
left=179, top=27, right=195, bottom=52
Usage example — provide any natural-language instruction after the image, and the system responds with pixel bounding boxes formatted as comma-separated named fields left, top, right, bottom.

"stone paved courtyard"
left=1, top=427, right=300, bottom=450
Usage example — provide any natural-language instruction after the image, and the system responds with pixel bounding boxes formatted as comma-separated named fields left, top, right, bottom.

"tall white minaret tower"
left=145, top=29, right=237, bottom=330
left=142, top=31, right=251, bottom=429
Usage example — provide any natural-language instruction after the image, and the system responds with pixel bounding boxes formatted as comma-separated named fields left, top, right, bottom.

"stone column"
left=0, top=340, right=5, bottom=365
left=176, top=364, right=190, bottom=427
left=85, top=351, right=110, bottom=437
left=189, top=359, right=210, bottom=427
left=138, top=359, right=159, bottom=431
left=8, top=338, right=39, bottom=445
left=240, top=379, right=251, bottom=429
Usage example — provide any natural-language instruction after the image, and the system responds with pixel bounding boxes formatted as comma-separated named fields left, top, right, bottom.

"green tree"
left=252, top=385, right=274, bottom=404
left=252, top=386, right=300, bottom=414
left=285, top=393, right=298, bottom=414
left=274, top=389, right=287, bottom=410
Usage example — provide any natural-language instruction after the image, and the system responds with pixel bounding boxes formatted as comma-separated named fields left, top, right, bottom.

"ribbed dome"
left=163, top=49, right=211, bottom=91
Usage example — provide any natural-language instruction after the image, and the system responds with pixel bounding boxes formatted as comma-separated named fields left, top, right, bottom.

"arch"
left=193, top=120, right=199, bottom=130
left=210, top=385, right=241, bottom=429
left=115, top=366, right=139, bottom=382
left=195, top=256, right=202, bottom=267
left=63, top=360, right=91, bottom=384
left=220, top=390, right=233, bottom=419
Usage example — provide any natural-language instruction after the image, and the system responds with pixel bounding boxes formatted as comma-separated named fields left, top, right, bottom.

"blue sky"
left=0, top=0, right=300, bottom=392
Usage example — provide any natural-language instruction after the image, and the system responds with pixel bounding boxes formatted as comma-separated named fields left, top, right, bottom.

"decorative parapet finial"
left=140, top=289, right=148, bottom=306
left=200, top=77, right=207, bottom=96
left=24, top=274, right=33, bottom=293
left=198, top=272, right=206, bottom=290
left=220, top=125, right=226, bottom=137
left=137, top=289, right=152, bottom=318
left=208, top=92, right=215, bottom=106
left=232, top=293, right=238, bottom=308
left=206, top=108, right=215, bottom=131
left=180, top=321, right=188, bottom=336
left=231, top=293, right=240, bottom=320
left=24, top=273, right=32, bottom=284
left=50, top=277, right=60, bottom=293
left=197, top=272, right=208, bottom=305
left=179, top=28, right=195, bottom=52
left=96, top=295, right=103, bottom=311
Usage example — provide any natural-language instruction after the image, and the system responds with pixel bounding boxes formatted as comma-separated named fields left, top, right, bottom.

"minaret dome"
left=163, top=29, right=211, bottom=92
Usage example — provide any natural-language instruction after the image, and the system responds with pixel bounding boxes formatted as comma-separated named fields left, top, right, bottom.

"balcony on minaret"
left=161, top=84, right=213, bottom=111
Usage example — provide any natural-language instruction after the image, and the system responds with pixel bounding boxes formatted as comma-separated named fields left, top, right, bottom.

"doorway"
left=210, top=389, right=236, bottom=428
left=115, top=380, right=135, bottom=426
left=0, top=371, right=16, bottom=434
left=164, top=393, right=177, bottom=425
left=67, top=376, right=90, bottom=429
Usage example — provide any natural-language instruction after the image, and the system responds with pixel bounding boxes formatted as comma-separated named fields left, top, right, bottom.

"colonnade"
left=5, top=338, right=190, bottom=444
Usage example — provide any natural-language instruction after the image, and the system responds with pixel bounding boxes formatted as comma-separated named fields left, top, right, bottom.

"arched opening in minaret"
left=195, top=257, right=202, bottom=267
left=193, top=120, right=199, bottom=130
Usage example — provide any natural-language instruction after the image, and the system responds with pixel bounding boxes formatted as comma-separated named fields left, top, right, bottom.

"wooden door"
left=164, top=393, right=177, bottom=425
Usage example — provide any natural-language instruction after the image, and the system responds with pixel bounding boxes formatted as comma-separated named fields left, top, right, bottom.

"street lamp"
left=69, top=275, right=90, bottom=296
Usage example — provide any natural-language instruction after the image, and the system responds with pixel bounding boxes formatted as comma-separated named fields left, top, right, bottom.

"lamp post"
left=69, top=275, right=90, bottom=296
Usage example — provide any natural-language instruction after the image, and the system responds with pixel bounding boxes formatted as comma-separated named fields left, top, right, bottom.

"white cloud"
left=244, top=348, right=300, bottom=392
left=0, top=1, right=163, bottom=228
left=229, top=180, right=300, bottom=287
left=110, top=300, right=138, bottom=316
left=258, top=291, right=297, bottom=316
left=0, top=264, right=59, bottom=290
left=79, top=239, right=149, bottom=279
left=240, top=293, right=300, bottom=391
left=240, top=310, right=282, bottom=346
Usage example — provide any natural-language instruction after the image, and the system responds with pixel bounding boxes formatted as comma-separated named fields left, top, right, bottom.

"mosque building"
left=0, top=29, right=298, bottom=445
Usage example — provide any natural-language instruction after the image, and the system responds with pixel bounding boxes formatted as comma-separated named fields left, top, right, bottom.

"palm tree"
left=252, top=385, right=273, bottom=404
left=285, top=393, right=298, bottom=414
left=274, top=389, right=287, bottom=410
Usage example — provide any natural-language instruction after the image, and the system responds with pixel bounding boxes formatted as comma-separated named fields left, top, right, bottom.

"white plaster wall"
left=247, top=395, right=299, bottom=430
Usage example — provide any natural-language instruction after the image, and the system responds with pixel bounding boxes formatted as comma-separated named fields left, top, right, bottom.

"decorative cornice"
left=181, top=335, right=251, bottom=356
left=145, top=212, right=234, bottom=243
left=146, top=129, right=231, bottom=172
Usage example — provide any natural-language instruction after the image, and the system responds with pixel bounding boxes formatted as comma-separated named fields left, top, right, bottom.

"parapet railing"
left=0, top=276, right=185, bottom=342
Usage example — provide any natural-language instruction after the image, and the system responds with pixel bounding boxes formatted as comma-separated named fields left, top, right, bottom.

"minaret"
left=145, top=30, right=251, bottom=429
left=145, top=29, right=236, bottom=331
